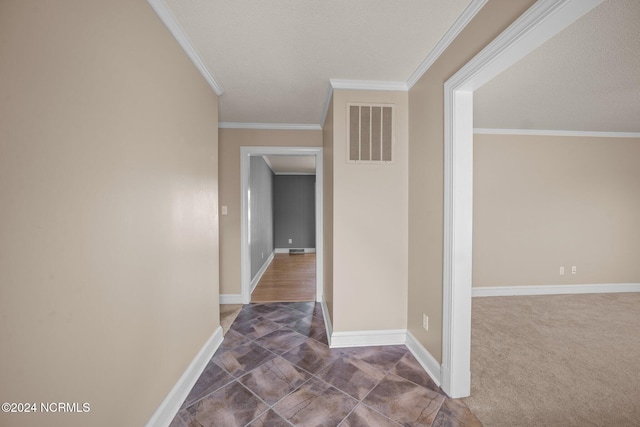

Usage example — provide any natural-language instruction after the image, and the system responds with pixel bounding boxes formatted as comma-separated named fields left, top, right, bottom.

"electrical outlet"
left=261, top=252, right=264, bottom=259
left=572, top=266, right=577, bottom=275
left=288, top=238, right=292, bottom=244
left=423, top=314, right=429, bottom=331
left=560, top=266, right=565, bottom=275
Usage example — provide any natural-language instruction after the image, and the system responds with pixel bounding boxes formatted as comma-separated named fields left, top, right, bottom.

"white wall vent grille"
left=348, top=104, right=394, bottom=163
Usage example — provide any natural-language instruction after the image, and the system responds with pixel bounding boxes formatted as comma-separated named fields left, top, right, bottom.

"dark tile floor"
left=170, top=302, right=481, bottom=427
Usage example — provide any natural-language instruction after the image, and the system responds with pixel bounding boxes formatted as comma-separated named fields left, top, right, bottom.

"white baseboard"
left=405, top=331, right=442, bottom=388
left=274, top=248, right=317, bottom=254
left=330, top=329, right=407, bottom=348
left=219, top=294, right=244, bottom=305
left=250, top=252, right=274, bottom=293
left=472, top=283, right=640, bottom=297
left=320, top=297, right=333, bottom=346
left=145, top=326, right=224, bottom=427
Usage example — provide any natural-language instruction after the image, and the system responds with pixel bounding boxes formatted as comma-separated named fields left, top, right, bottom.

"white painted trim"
left=473, top=128, right=640, bottom=138
left=250, top=252, right=274, bottom=294
left=219, top=294, right=244, bottom=305
left=146, top=0, right=224, bottom=96
left=442, top=0, right=604, bottom=399
left=320, top=82, right=334, bottom=129
left=262, top=158, right=316, bottom=176
left=329, top=329, right=407, bottom=348
left=447, top=0, right=604, bottom=92
left=262, top=155, right=274, bottom=173
left=219, top=122, right=322, bottom=131
left=406, top=0, right=488, bottom=89
left=314, top=151, right=324, bottom=304
left=330, top=79, right=409, bottom=92
left=275, top=172, right=316, bottom=176
left=145, top=326, right=224, bottom=427
left=241, top=146, right=324, bottom=306
left=442, top=87, right=474, bottom=398
left=405, top=331, right=442, bottom=387
left=274, top=248, right=317, bottom=254
left=472, top=283, right=640, bottom=297
left=321, top=297, right=333, bottom=345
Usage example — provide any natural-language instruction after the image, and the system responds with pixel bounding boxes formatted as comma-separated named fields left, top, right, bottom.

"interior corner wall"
left=331, top=89, right=409, bottom=333
left=473, top=134, right=640, bottom=287
left=407, top=0, right=537, bottom=362
left=249, top=157, right=274, bottom=279
left=218, top=129, right=322, bottom=296
left=322, top=98, right=335, bottom=322
left=0, top=1, right=220, bottom=426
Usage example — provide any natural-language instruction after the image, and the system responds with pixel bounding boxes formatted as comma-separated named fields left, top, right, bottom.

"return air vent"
left=348, top=104, right=393, bottom=163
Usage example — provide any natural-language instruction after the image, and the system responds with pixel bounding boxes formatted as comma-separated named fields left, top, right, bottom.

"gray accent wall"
left=249, top=156, right=274, bottom=279
left=274, top=175, right=316, bottom=249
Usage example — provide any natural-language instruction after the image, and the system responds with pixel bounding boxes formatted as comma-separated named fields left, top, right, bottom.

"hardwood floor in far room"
left=251, top=253, right=316, bottom=303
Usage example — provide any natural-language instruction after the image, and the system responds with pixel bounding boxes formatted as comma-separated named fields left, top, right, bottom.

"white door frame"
left=441, top=0, right=604, bottom=397
left=240, top=146, right=324, bottom=304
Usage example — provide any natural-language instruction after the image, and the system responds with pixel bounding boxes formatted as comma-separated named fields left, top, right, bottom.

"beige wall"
left=322, top=98, right=335, bottom=322
left=407, top=0, right=536, bottom=362
left=331, top=90, right=408, bottom=332
left=0, top=1, right=220, bottom=426
left=474, top=134, right=640, bottom=286
left=218, top=129, right=322, bottom=296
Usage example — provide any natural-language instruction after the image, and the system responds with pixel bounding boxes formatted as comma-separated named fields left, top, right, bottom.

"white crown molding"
left=472, top=283, right=640, bottom=297
left=319, top=0, right=487, bottom=124
left=320, top=82, right=334, bottom=129
left=145, top=326, right=224, bottom=427
left=447, top=0, right=604, bottom=92
left=407, top=0, right=489, bottom=89
left=330, top=79, right=409, bottom=92
left=147, top=0, right=224, bottom=96
left=474, top=128, right=640, bottom=138
left=219, top=122, right=322, bottom=131
left=405, top=331, right=442, bottom=387
left=329, top=329, right=407, bottom=348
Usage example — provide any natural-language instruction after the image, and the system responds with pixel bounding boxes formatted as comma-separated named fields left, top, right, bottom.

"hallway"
left=170, top=302, right=481, bottom=426
left=251, top=254, right=316, bottom=303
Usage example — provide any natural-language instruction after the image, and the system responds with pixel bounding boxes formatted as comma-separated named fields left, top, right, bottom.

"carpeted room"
left=468, top=93, right=640, bottom=427
left=465, top=1, right=640, bottom=423
left=465, top=293, right=640, bottom=426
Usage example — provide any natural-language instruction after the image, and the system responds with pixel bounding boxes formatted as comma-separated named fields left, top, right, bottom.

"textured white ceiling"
left=158, top=0, right=638, bottom=132
left=474, top=0, right=640, bottom=132
left=163, top=0, right=472, bottom=124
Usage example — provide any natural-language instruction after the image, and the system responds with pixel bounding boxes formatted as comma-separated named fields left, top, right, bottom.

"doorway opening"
left=240, top=146, right=323, bottom=305
left=441, top=0, right=602, bottom=397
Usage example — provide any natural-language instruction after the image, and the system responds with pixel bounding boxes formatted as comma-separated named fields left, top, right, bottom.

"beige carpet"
left=220, top=304, right=242, bottom=334
left=464, top=293, right=640, bottom=427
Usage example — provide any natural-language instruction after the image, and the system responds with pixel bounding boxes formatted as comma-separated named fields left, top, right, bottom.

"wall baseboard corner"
left=330, top=329, right=406, bottom=348
left=219, top=294, right=244, bottom=305
left=405, top=331, right=442, bottom=387
left=145, top=326, right=224, bottom=427
left=250, top=252, right=275, bottom=293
